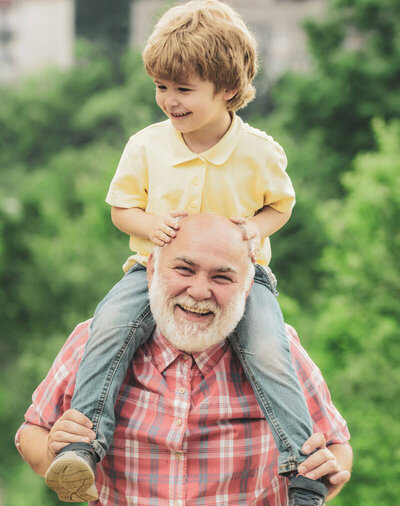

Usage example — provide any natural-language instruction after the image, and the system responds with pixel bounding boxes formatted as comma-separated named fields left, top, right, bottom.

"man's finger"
left=302, top=432, right=326, bottom=454
left=304, top=458, right=339, bottom=480
left=328, top=470, right=351, bottom=486
left=51, top=430, right=93, bottom=445
left=299, top=448, right=334, bottom=471
left=54, top=421, right=96, bottom=438
left=59, top=409, right=93, bottom=429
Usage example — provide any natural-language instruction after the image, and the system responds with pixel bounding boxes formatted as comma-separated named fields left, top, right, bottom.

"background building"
left=0, top=0, right=74, bottom=84
left=129, top=0, right=326, bottom=83
left=0, top=0, right=327, bottom=85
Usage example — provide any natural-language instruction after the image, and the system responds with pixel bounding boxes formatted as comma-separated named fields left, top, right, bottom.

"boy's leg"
left=45, top=264, right=155, bottom=502
left=71, top=264, right=154, bottom=459
left=229, top=265, right=328, bottom=504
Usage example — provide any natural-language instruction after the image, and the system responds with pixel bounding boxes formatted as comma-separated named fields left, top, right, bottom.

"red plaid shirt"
left=16, top=320, right=350, bottom=505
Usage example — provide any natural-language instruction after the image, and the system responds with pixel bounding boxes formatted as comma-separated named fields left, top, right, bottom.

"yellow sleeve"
left=105, top=135, right=148, bottom=210
left=261, top=139, right=295, bottom=213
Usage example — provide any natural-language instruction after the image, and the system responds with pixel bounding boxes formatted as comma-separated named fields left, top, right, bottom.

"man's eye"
left=175, top=266, right=193, bottom=275
left=213, top=275, right=233, bottom=283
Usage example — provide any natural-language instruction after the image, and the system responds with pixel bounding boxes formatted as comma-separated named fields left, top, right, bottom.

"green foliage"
left=0, top=45, right=158, bottom=504
left=309, top=120, right=400, bottom=504
left=1, top=0, right=400, bottom=502
left=251, top=0, right=400, bottom=306
left=269, top=0, right=400, bottom=196
left=75, top=0, right=132, bottom=57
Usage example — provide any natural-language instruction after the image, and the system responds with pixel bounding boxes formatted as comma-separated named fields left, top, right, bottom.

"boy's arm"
left=249, top=205, right=292, bottom=239
left=232, top=205, right=292, bottom=261
left=111, top=207, right=187, bottom=247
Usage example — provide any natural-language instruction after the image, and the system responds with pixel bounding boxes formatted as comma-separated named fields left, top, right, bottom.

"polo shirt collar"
left=170, top=113, right=243, bottom=167
left=150, top=326, right=228, bottom=377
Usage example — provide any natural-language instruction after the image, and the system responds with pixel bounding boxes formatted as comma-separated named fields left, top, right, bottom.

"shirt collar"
left=149, top=326, right=229, bottom=377
left=170, top=113, right=243, bottom=167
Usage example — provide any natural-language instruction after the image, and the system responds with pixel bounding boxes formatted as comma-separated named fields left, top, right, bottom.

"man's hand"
left=47, top=409, right=96, bottom=461
left=230, top=217, right=261, bottom=262
left=298, top=433, right=352, bottom=499
left=149, top=211, right=188, bottom=246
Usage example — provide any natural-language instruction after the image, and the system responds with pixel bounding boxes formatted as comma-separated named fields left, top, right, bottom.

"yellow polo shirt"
left=106, top=114, right=295, bottom=271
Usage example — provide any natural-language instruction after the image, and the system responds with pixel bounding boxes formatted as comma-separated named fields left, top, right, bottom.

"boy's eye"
left=178, top=87, right=192, bottom=92
left=156, top=85, right=167, bottom=91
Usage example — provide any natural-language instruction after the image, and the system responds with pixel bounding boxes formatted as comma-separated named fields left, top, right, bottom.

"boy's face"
left=154, top=75, right=236, bottom=147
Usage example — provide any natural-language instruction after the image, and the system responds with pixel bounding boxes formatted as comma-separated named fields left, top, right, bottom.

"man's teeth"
left=180, top=304, right=210, bottom=314
left=172, top=112, right=189, bottom=117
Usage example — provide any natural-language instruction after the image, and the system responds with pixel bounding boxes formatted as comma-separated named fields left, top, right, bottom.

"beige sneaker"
left=45, top=444, right=99, bottom=502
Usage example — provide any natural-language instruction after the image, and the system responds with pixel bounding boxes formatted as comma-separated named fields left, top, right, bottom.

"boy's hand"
left=149, top=211, right=188, bottom=246
left=46, top=409, right=96, bottom=461
left=231, top=217, right=261, bottom=263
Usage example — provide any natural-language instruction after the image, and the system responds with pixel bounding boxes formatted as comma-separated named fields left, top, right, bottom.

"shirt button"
left=176, top=453, right=182, bottom=460
left=193, top=177, right=199, bottom=185
left=190, top=201, right=196, bottom=208
left=179, top=388, right=185, bottom=394
left=176, top=419, right=182, bottom=426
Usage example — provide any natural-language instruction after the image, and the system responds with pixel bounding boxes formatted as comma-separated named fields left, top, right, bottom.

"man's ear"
left=147, top=253, right=155, bottom=288
left=245, top=279, right=254, bottom=299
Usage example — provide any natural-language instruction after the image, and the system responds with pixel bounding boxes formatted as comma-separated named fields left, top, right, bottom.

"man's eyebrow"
left=174, top=256, right=197, bottom=267
left=216, top=266, right=237, bottom=274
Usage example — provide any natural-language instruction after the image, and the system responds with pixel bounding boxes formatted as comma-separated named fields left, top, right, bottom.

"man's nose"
left=186, top=276, right=212, bottom=301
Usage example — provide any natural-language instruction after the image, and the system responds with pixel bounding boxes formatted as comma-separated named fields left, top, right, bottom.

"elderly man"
left=16, top=215, right=352, bottom=505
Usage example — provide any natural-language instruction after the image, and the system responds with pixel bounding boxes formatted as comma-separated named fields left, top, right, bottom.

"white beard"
left=149, top=270, right=246, bottom=353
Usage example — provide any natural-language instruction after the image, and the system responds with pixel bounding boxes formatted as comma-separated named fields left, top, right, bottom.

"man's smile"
left=177, top=303, right=214, bottom=317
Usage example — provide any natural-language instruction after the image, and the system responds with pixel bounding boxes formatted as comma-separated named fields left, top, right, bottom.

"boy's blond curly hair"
left=142, top=0, right=258, bottom=111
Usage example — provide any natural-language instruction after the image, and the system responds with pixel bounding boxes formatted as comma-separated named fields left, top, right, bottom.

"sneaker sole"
left=45, top=451, right=98, bottom=502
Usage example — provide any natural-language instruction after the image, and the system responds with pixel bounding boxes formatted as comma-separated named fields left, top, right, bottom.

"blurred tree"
left=270, top=0, right=400, bottom=198
left=75, top=0, right=132, bottom=58
left=0, top=45, right=158, bottom=505
left=252, top=0, right=400, bottom=302
left=309, top=120, right=400, bottom=505
left=1, top=0, right=399, bottom=500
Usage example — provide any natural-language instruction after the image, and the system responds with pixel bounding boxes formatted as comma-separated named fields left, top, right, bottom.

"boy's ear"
left=224, top=88, right=238, bottom=101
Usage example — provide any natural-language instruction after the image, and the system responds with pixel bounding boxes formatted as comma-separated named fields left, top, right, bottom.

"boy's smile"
left=154, top=76, right=236, bottom=153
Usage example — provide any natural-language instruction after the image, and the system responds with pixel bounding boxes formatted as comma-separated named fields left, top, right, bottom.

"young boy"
left=45, top=1, right=328, bottom=504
